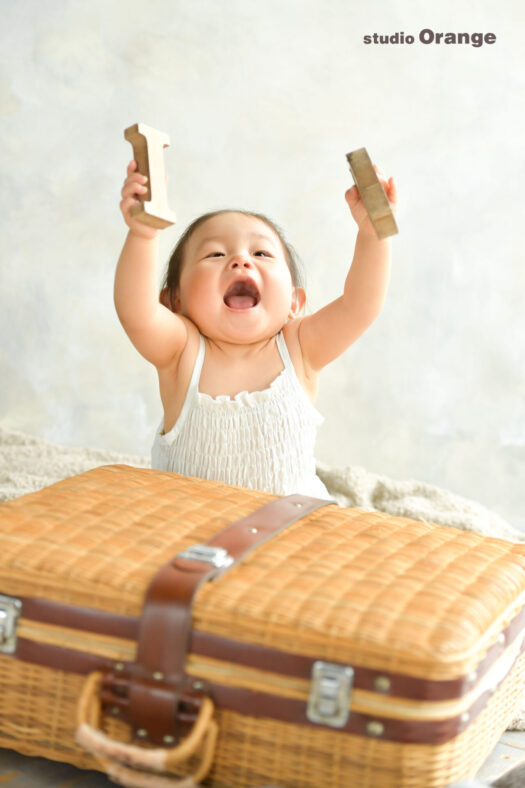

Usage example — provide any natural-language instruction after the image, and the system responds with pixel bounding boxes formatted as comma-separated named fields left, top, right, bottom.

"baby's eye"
left=205, top=251, right=224, bottom=258
left=254, top=250, right=272, bottom=258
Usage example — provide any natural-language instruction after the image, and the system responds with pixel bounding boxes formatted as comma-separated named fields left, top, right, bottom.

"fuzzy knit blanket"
left=0, top=425, right=524, bottom=729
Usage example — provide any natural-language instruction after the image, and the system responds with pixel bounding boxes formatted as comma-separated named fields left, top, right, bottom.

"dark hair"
left=160, top=209, right=304, bottom=310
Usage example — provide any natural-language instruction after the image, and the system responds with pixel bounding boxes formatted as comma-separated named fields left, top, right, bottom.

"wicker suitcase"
left=0, top=465, right=524, bottom=788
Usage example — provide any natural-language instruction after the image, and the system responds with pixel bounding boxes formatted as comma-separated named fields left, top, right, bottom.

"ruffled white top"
left=151, top=331, right=330, bottom=498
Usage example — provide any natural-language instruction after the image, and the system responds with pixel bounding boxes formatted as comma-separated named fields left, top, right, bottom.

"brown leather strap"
left=10, top=633, right=525, bottom=746
left=15, top=637, right=113, bottom=675
left=127, top=494, right=332, bottom=741
left=16, top=595, right=525, bottom=703
left=19, top=597, right=138, bottom=639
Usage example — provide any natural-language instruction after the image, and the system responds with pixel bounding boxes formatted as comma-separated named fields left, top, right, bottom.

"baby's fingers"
left=124, top=160, right=148, bottom=190
left=121, top=174, right=148, bottom=200
left=373, top=163, right=389, bottom=189
left=345, top=185, right=360, bottom=208
left=373, top=163, right=397, bottom=207
left=120, top=195, right=136, bottom=216
left=385, top=176, right=398, bottom=208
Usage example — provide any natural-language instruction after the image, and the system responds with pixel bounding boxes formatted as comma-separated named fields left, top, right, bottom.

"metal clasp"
left=307, top=661, right=353, bottom=727
left=176, top=544, right=234, bottom=569
left=0, top=594, right=22, bottom=654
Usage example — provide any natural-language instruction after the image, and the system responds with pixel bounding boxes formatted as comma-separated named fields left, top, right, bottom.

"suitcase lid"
left=2, top=464, right=525, bottom=684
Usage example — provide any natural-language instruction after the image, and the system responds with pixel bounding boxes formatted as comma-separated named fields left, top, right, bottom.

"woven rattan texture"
left=2, top=465, right=525, bottom=679
left=0, top=465, right=272, bottom=613
left=1, top=649, right=524, bottom=787
left=195, top=514, right=525, bottom=678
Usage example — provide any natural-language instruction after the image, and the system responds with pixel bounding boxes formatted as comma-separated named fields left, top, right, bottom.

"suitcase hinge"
left=307, top=661, right=353, bottom=728
left=0, top=595, right=22, bottom=654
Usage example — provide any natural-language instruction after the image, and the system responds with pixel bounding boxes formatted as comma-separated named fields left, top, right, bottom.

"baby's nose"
left=229, top=254, right=253, bottom=269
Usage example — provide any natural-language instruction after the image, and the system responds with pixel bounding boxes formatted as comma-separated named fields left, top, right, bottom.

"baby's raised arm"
left=114, top=161, right=187, bottom=369
left=298, top=166, right=397, bottom=372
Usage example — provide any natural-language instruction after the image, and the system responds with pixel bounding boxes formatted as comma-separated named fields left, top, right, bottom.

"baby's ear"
left=288, top=288, right=306, bottom=319
left=159, top=287, right=179, bottom=312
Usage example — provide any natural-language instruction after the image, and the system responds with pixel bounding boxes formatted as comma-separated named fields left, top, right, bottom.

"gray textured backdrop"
left=1, top=0, right=524, bottom=528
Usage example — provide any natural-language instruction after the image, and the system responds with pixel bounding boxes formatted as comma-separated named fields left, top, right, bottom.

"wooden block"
left=346, top=148, right=398, bottom=240
left=124, top=122, right=176, bottom=229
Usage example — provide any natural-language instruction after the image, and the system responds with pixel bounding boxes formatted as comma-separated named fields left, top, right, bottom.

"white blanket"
left=1, top=425, right=523, bottom=729
left=316, top=462, right=524, bottom=542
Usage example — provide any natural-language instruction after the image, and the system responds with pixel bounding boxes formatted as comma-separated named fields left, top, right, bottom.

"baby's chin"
left=200, top=315, right=289, bottom=344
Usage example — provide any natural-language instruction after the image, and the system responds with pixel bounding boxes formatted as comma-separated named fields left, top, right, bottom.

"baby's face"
left=175, top=212, right=299, bottom=343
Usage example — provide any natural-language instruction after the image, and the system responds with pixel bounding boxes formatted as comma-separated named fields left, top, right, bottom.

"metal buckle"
left=307, top=661, right=353, bottom=727
left=176, top=544, right=234, bottom=569
left=0, top=595, right=22, bottom=655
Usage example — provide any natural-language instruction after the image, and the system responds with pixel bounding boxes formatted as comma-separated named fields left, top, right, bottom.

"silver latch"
left=176, top=544, right=234, bottom=569
left=307, top=661, right=353, bottom=727
left=0, top=595, right=22, bottom=654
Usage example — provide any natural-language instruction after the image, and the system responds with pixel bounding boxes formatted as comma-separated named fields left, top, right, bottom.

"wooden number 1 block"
left=124, top=123, right=176, bottom=229
left=346, top=148, right=398, bottom=240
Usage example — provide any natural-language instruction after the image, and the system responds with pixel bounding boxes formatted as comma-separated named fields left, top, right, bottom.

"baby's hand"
left=120, top=160, right=159, bottom=240
left=345, top=165, right=397, bottom=238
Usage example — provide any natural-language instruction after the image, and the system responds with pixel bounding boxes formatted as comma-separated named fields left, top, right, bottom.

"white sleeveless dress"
left=151, top=331, right=330, bottom=498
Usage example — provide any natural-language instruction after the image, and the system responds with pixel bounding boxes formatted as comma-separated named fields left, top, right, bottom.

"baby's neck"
left=198, top=333, right=284, bottom=399
left=203, top=333, right=278, bottom=359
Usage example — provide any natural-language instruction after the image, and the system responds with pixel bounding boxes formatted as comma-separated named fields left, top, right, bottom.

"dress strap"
left=161, top=335, right=205, bottom=443
left=189, top=334, right=206, bottom=393
left=276, top=331, right=293, bottom=370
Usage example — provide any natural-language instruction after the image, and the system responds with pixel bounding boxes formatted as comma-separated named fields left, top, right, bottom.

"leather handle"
left=77, top=671, right=217, bottom=787
left=127, top=494, right=333, bottom=742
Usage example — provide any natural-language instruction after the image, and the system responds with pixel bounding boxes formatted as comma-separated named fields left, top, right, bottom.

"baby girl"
left=115, top=161, right=397, bottom=497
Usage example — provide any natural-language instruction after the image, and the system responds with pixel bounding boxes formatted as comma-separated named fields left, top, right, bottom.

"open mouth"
left=223, top=279, right=260, bottom=310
